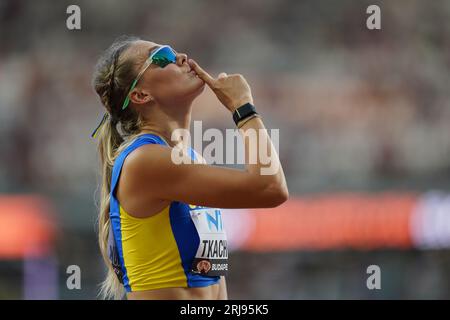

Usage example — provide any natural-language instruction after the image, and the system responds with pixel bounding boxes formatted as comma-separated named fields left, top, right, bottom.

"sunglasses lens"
left=151, top=46, right=176, bottom=68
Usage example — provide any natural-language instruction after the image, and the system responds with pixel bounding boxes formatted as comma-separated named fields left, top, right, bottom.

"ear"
left=129, top=88, right=153, bottom=105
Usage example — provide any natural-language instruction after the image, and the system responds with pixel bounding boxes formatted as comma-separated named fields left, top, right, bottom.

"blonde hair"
left=92, top=36, right=145, bottom=299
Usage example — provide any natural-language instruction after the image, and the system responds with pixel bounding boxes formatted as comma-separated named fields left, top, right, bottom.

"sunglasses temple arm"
left=122, top=79, right=138, bottom=110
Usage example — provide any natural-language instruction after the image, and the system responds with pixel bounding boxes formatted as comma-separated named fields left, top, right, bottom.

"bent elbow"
left=262, top=183, right=289, bottom=208
left=270, top=187, right=289, bottom=207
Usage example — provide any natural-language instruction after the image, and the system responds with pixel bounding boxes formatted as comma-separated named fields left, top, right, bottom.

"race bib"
left=189, top=206, right=228, bottom=276
left=107, top=221, right=124, bottom=284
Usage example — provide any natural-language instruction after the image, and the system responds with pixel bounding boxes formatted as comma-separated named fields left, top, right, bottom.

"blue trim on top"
left=110, top=197, right=130, bottom=291
left=109, top=133, right=219, bottom=290
left=169, top=147, right=220, bottom=288
left=188, top=147, right=197, bottom=161
left=169, top=202, right=220, bottom=287
left=109, top=134, right=166, bottom=292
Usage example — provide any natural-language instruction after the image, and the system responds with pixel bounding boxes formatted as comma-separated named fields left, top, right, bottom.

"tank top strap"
left=110, top=133, right=167, bottom=200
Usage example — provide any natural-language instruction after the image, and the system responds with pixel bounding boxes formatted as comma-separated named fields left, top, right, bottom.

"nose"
left=176, top=53, right=188, bottom=66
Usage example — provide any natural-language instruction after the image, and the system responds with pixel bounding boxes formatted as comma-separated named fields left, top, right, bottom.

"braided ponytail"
left=92, top=36, right=142, bottom=299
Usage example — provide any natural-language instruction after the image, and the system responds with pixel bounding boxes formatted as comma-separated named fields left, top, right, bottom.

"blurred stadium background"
left=1, top=0, right=450, bottom=299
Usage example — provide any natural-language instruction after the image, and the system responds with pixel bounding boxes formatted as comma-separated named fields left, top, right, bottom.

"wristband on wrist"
left=237, top=113, right=260, bottom=129
left=232, top=103, right=258, bottom=126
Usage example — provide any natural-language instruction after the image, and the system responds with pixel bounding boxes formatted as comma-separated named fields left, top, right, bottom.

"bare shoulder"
left=123, top=143, right=171, bottom=173
left=121, top=143, right=198, bottom=183
left=117, top=144, right=173, bottom=217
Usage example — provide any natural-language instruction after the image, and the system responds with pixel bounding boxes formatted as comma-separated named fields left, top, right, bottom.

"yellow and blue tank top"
left=107, top=134, right=228, bottom=292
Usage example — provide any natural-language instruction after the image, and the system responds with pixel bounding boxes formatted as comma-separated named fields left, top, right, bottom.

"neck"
left=139, top=101, right=192, bottom=148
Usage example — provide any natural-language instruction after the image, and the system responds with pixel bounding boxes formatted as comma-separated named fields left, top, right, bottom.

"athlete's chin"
left=197, top=81, right=206, bottom=92
left=191, top=79, right=206, bottom=94
left=181, top=82, right=205, bottom=102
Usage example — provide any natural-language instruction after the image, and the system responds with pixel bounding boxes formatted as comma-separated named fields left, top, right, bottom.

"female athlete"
left=92, top=36, right=288, bottom=300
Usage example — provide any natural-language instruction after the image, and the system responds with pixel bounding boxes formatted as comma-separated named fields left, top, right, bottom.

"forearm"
left=239, top=115, right=288, bottom=192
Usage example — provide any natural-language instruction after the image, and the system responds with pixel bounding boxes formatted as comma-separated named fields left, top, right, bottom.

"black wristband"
left=232, top=103, right=258, bottom=126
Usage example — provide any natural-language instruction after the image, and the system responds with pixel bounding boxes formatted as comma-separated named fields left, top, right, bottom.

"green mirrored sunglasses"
left=121, top=45, right=177, bottom=110
left=91, top=45, right=177, bottom=138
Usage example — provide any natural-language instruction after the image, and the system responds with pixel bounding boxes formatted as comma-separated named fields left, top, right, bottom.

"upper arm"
left=123, top=144, right=286, bottom=209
